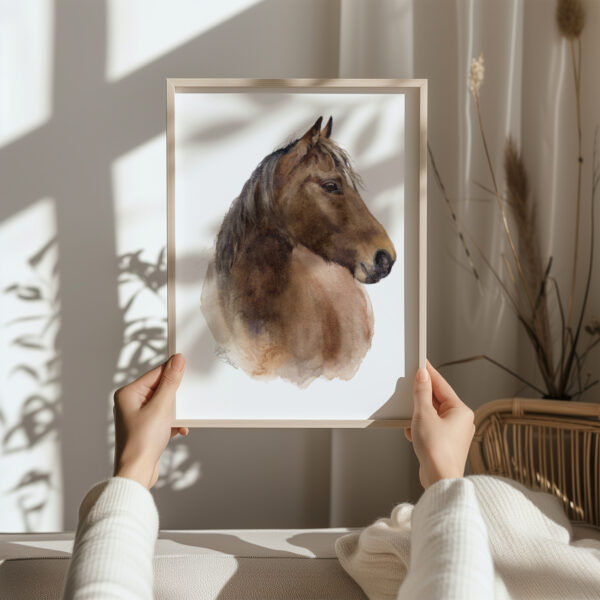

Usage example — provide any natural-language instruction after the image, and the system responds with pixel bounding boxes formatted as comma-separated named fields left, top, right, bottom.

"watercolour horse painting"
left=201, top=117, right=396, bottom=387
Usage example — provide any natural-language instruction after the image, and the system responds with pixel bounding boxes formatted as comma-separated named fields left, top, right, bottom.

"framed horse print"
left=167, top=79, right=427, bottom=427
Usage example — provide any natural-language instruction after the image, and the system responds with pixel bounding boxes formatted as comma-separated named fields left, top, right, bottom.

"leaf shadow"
left=2, top=238, right=61, bottom=530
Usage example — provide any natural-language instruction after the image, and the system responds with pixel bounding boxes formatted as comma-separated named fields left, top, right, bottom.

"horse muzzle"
left=356, top=249, right=395, bottom=284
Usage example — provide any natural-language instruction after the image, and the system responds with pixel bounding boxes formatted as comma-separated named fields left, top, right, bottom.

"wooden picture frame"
left=167, top=78, right=427, bottom=428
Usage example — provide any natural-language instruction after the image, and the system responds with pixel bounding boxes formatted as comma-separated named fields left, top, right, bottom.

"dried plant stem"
left=473, top=180, right=499, bottom=198
left=504, top=138, right=555, bottom=379
left=474, top=98, right=555, bottom=388
left=549, top=276, right=568, bottom=387
left=580, top=336, right=600, bottom=364
left=518, top=313, right=558, bottom=398
left=559, top=127, right=598, bottom=395
left=572, top=348, right=584, bottom=397
left=577, top=379, right=599, bottom=395
left=566, top=37, right=584, bottom=329
left=465, top=229, right=520, bottom=313
left=501, top=252, right=516, bottom=285
left=437, top=354, right=546, bottom=395
left=534, top=258, right=553, bottom=314
left=450, top=40, right=598, bottom=399
left=466, top=228, right=557, bottom=396
left=473, top=95, right=536, bottom=312
left=428, top=144, right=480, bottom=281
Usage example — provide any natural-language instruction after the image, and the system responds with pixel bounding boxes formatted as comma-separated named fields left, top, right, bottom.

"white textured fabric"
left=399, top=478, right=494, bottom=599
left=336, top=475, right=600, bottom=600
left=58, top=478, right=365, bottom=599
left=62, top=477, right=158, bottom=600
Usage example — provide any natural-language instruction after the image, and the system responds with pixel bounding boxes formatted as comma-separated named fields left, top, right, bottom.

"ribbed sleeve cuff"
left=63, top=477, right=159, bottom=599
left=78, top=477, right=159, bottom=545
left=412, top=477, right=475, bottom=521
left=403, top=477, right=494, bottom=600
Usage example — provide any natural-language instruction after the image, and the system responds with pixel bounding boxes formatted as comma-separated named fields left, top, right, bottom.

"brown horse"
left=201, top=117, right=396, bottom=387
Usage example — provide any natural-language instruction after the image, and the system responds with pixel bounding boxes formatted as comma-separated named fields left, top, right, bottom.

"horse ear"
left=322, top=116, right=333, bottom=139
left=301, top=117, right=323, bottom=147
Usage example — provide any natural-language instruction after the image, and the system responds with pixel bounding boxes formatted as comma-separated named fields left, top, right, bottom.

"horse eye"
left=321, top=180, right=340, bottom=194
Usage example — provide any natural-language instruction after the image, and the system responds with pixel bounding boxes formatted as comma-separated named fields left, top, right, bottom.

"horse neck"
left=219, top=223, right=294, bottom=327
left=235, top=223, right=294, bottom=281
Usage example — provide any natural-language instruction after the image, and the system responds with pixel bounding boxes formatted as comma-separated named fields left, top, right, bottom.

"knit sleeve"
left=62, top=477, right=159, bottom=600
left=397, top=478, right=494, bottom=600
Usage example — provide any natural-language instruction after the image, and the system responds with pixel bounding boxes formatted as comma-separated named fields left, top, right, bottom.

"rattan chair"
left=469, top=398, right=600, bottom=526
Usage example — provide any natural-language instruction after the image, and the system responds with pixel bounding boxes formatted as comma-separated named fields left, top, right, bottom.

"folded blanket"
left=335, top=475, right=600, bottom=600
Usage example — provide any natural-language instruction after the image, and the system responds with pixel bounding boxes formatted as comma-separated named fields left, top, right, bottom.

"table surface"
left=0, top=528, right=358, bottom=561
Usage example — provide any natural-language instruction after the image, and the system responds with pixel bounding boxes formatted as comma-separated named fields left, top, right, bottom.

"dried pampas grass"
left=556, top=0, right=585, bottom=39
left=556, top=0, right=585, bottom=329
left=504, top=137, right=536, bottom=291
left=504, top=137, right=554, bottom=377
left=431, top=1, right=598, bottom=400
left=468, top=53, right=485, bottom=97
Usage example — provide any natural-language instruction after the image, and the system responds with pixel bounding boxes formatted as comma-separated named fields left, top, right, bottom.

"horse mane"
left=215, top=134, right=362, bottom=275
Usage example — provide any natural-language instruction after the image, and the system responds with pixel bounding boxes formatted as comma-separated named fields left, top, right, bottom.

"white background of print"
left=175, top=91, right=406, bottom=420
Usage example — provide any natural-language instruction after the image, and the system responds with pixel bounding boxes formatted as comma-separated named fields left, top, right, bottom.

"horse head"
left=273, top=117, right=396, bottom=284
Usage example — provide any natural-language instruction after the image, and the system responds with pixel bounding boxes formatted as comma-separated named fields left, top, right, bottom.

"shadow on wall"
left=112, top=247, right=202, bottom=494
left=114, top=249, right=169, bottom=386
left=2, top=239, right=60, bottom=531
left=0, top=0, right=342, bottom=532
left=0, top=0, right=416, bottom=532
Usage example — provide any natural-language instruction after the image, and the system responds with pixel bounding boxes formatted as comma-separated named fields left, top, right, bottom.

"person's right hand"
left=405, top=361, right=475, bottom=488
left=113, top=354, right=188, bottom=489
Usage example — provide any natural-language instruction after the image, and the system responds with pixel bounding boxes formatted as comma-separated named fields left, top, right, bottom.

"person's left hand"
left=113, top=354, right=188, bottom=489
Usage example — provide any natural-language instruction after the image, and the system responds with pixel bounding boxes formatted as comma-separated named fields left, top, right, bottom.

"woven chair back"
left=469, top=398, right=600, bottom=526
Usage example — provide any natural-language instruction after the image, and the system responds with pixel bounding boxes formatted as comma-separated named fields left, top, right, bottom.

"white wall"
left=0, top=0, right=349, bottom=532
left=1, top=0, right=598, bottom=532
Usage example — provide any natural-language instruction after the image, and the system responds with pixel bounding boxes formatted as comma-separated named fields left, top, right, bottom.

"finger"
left=114, top=363, right=167, bottom=413
left=170, top=427, right=189, bottom=438
left=132, top=363, right=166, bottom=392
left=413, top=367, right=435, bottom=416
left=149, top=354, right=186, bottom=415
left=404, top=427, right=412, bottom=442
left=427, top=361, right=463, bottom=410
left=114, top=385, right=145, bottom=414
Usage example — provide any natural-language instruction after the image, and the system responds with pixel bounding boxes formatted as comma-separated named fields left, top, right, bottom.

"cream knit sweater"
left=335, top=475, right=600, bottom=600
left=62, top=475, right=600, bottom=599
left=63, top=477, right=158, bottom=599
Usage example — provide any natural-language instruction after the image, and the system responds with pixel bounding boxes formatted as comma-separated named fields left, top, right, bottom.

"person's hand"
left=113, top=354, right=188, bottom=489
left=404, top=361, right=475, bottom=488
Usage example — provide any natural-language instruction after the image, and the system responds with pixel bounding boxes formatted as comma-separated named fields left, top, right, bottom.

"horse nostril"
left=374, top=250, right=393, bottom=277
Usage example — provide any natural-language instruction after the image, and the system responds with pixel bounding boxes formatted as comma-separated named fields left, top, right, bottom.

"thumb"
left=413, top=367, right=434, bottom=416
left=151, top=354, right=185, bottom=412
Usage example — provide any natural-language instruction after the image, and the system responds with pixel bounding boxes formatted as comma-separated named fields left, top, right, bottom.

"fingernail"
left=416, top=368, right=429, bottom=383
left=170, top=353, right=185, bottom=372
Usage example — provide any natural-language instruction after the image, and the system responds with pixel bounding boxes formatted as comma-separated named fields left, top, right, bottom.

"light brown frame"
left=166, top=78, right=427, bottom=428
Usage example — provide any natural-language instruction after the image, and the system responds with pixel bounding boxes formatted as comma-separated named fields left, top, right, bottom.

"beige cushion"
left=0, top=529, right=367, bottom=599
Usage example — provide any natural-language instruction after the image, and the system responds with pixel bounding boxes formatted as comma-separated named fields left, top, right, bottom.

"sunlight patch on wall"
left=0, top=0, right=53, bottom=147
left=106, top=0, right=261, bottom=81
left=111, top=136, right=200, bottom=490
left=111, top=134, right=166, bottom=350
left=0, top=197, right=62, bottom=531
